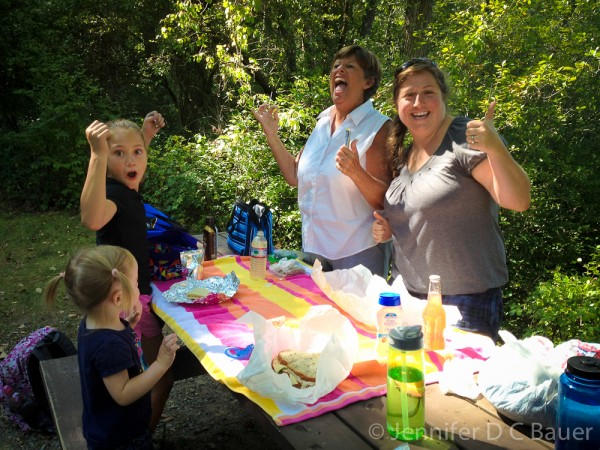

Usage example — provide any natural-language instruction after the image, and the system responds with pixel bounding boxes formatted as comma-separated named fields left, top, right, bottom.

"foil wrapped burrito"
left=163, top=271, right=240, bottom=305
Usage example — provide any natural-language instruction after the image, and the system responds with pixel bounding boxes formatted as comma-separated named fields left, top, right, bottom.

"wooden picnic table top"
left=216, top=231, right=233, bottom=257
left=233, top=381, right=554, bottom=450
left=40, top=352, right=555, bottom=450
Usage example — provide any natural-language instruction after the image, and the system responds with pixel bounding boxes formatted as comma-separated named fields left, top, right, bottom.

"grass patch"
left=0, top=209, right=95, bottom=355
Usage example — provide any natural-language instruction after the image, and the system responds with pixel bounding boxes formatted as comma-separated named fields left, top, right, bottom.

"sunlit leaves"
left=516, top=248, right=600, bottom=343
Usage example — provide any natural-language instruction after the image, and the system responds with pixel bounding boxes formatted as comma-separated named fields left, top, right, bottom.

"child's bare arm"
left=80, top=121, right=117, bottom=230
left=142, top=111, right=165, bottom=148
left=103, top=334, right=179, bottom=406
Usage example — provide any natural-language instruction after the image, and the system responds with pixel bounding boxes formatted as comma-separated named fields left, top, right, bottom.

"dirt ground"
left=0, top=371, right=282, bottom=449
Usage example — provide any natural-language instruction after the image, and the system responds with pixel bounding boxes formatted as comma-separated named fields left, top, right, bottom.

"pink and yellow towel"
left=152, top=256, right=490, bottom=426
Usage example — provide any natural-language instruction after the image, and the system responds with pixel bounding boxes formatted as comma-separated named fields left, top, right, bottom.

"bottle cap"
left=566, top=356, right=600, bottom=380
left=389, top=325, right=423, bottom=351
left=429, top=274, right=440, bottom=282
left=378, top=292, right=400, bottom=307
left=257, top=230, right=264, bottom=236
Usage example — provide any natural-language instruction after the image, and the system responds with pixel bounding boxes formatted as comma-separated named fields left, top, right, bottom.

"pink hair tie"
left=112, top=268, right=118, bottom=277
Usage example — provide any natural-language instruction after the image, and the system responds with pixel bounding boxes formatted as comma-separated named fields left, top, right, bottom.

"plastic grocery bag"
left=478, top=331, right=562, bottom=429
left=479, top=331, right=600, bottom=429
left=236, top=305, right=358, bottom=405
left=310, top=260, right=385, bottom=325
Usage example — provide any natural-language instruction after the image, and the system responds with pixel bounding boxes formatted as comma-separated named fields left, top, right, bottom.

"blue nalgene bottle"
left=555, top=356, right=600, bottom=449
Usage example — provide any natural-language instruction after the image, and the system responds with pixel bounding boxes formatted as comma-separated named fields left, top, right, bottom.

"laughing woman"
left=373, top=59, right=531, bottom=341
left=253, top=45, right=392, bottom=277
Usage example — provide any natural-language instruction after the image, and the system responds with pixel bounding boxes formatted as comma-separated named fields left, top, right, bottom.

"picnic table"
left=151, top=254, right=554, bottom=450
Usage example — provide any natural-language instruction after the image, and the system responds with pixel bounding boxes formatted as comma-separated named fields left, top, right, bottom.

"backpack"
left=0, top=327, right=77, bottom=432
left=226, top=199, right=274, bottom=256
left=145, top=203, right=200, bottom=280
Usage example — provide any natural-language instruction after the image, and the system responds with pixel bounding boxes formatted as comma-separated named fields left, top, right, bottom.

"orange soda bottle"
left=422, top=275, right=446, bottom=351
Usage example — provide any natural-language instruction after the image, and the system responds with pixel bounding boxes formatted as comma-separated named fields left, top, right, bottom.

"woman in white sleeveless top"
left=253, top=45, right=392, bottom=277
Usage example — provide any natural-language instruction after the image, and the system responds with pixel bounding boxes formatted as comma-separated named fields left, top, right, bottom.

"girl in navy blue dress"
left=45, top=245, right=179, bottom=450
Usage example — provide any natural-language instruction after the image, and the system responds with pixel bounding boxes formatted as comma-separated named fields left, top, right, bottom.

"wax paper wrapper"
left=310, top=260, right=462, bottom=327
left=269, top=258, right=308, bottom=278
left=162, top=271, right=240, bottom=305
left=237, top=305, right=358, bottom=405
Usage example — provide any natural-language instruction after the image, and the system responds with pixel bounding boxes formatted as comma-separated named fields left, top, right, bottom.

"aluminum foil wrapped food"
left=163, top=271, right=240, bottom=305
left=180, top=248, right=205, bottom=280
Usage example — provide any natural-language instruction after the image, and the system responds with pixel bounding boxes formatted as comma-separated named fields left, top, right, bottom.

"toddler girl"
left=45, top=245, right=179, bottom=450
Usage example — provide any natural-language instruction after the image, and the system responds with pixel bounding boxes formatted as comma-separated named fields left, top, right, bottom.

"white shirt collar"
left=317, top=99, right=375, bottom=127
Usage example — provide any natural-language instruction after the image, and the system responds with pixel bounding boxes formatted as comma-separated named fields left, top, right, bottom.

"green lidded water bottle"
left=386, top=325, right=425, bottom=441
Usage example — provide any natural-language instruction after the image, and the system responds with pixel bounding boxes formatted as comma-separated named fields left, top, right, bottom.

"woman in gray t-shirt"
left=373, top=58, right=531, bottom=341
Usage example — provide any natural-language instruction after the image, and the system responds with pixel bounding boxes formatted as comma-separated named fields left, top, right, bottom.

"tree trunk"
left=360, top=0, right=380, bottom=37
left=403, top=0, right=435, bottom=58
left=338, top=0, right=351, bottom=48
left=242, top=53, right=277, bottom=99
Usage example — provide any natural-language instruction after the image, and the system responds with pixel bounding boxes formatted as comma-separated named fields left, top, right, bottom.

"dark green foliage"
left=143, top=77, right=330, bottom=248
left=0, top=0, right=175, bottom=209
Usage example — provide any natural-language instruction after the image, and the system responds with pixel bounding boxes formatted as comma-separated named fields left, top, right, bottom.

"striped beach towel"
left=152, top=256, right=492, bottom=425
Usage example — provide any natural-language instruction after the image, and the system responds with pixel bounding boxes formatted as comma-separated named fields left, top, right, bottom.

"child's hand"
left=85, top=120, right=111, bottom=156
left=142, top=111, right=165, bottom=145
left=156, top=333, right=179, bottom=369
left=125, top=308, right=141, bottom=329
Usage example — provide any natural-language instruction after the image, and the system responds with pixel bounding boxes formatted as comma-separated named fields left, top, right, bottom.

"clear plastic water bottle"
left=375, top=293, right=402, bottom=363
left=555, top=356, right=600, bottom=449
left=386, top=325, right=425, bottom=441
left=250, top=230, right=267, bottom=279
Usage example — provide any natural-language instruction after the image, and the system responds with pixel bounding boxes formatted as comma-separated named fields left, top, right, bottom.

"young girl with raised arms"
left=45, top=245, right=179, bottom=450
left=80, top=112, right=174, bottom=431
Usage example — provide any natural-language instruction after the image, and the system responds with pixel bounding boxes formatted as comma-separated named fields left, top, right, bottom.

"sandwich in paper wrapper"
left=237, top=305, right=358, bottom=405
